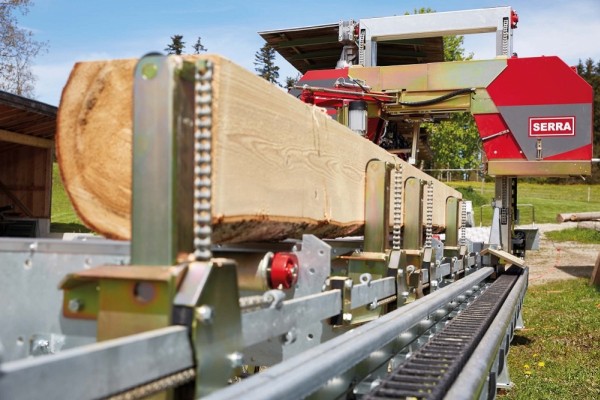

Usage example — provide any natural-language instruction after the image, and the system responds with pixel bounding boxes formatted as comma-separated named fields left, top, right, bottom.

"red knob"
left=269, top=252, right=299, bottom=289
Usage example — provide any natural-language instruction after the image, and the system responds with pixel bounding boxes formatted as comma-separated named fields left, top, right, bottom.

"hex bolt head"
left=196, top=305, right=213, bottom=324
left=68, top=299, right=83, bottom=313
left=227, top=352, right=244, bottom=368
left=343, top=313, right=353, bottom=322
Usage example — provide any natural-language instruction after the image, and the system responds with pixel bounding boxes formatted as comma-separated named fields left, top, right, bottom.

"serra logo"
left=529, top=117, right=575, bottom=137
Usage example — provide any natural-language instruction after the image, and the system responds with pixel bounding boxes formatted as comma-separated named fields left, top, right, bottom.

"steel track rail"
left=203, top=267, right=494, bottom=400
left=364, top=267, right=524, bottom=400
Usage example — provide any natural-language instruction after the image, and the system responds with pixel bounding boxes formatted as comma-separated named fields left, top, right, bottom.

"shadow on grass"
left=556, top=265, right=593, bottom=280
left=50, top=222, right=92, bottom=234
left=511, top=334, right=533, bottom=346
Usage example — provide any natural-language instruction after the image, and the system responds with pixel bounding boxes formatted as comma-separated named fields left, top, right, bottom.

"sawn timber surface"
left=57, top=55, right=461, bottom=243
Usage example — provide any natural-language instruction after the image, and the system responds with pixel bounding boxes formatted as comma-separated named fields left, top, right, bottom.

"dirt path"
left=522, top=223, right=599, bottom=286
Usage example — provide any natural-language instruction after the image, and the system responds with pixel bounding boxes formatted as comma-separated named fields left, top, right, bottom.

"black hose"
left=398, top=87, right=475, bottom=107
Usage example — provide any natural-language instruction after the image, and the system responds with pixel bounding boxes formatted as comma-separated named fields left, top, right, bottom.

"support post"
left=131, top=55, right=195, bottom=265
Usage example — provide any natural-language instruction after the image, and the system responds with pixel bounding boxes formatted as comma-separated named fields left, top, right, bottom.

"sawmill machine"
left=0, top=6, right=594, bottom=400
left=270, top=6, right=593, bottom=258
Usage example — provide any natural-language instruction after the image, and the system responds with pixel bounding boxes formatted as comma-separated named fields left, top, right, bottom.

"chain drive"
left=107, top=368, right=195, bottom=400
left=193, top=60, right=214, bottom=262
left=392, top=164, right=403, bottom=250
left=460, top=200, right=467, bottom=246
left=425, top=181, right=434, bottom=248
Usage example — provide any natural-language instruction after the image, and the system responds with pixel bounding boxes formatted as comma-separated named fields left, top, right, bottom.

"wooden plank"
left=0, top=178, right=33, bottom=217
left=56, top=55, right=461, bottom=243
left=0, top=128, right=54, bottom=149
left=557, top=211, right=600, bottom=223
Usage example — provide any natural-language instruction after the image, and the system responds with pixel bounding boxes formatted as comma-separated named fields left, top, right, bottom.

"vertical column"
left=131, top=55, right=195, bottom=265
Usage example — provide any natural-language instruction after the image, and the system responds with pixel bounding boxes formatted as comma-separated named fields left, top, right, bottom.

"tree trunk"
left=57, top=55, right=462, bottom=243
left=577, top=221, right=600, bottom=231
left=556, top=212, right=600, bottom=223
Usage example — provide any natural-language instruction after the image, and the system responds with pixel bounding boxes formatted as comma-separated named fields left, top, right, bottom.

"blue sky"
left=22, top=0, right=600, bottom=106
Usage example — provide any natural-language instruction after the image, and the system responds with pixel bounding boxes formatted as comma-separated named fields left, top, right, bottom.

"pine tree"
left=284, top=75, right=300, bottom=91
left=254, top=44, right=280, bottom=85
left=192, top=37, right=207, bottom=54
left=165, top=35, right=185, bottom=55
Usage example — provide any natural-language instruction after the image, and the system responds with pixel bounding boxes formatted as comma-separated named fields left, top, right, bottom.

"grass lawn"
left=501, top=279, right=600, bottom=399
left=50, top=163, right=90, bottom=233
left=449, top=181, right=600, bottom=226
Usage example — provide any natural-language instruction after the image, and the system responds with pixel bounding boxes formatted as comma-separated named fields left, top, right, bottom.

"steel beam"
left=359, top=7, right=514, bottom=66
left=0, top=326, right=194, bottom=400
left=203, top=267, right=493, bottom=400
left=445, top=267, right=528, bottom=399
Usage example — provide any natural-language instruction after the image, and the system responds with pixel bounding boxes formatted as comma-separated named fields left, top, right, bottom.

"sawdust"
left=523, top=222, right=599, bottom=286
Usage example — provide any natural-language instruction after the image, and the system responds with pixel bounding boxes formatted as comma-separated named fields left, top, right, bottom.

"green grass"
left=51, top=163, right=90, bottom=233
left=501, top=279, right=600, bottom=399
left=449, top=181, right=600, bottom=226
left=545, top=228, right=600, bottom=244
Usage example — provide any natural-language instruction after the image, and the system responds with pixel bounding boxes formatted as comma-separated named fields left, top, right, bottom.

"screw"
left=196, top=305, right=213, bottom=324
left=227, top=352, right=244, bottom=368
left=281, top=329, right=297, bottom=345
left=141, top=62, right=158, bottom=79
left=68, top=299, right=83, bottom=312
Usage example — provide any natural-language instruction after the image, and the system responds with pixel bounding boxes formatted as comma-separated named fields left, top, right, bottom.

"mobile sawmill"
left=0, top=6, right=594, bottom=400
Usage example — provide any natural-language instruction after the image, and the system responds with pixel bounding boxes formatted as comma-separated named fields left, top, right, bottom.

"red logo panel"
left=529, top=117, right=575, bottom=137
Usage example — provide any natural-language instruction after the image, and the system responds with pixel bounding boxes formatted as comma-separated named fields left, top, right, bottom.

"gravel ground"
left=519, top=222, right=599, bottom=286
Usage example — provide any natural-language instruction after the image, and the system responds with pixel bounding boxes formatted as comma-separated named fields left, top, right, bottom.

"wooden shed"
left=0, top=91, right=57, bottom=237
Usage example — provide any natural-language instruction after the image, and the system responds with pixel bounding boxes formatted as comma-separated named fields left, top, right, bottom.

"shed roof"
left=0, top=90, right=57, bottom=153
left=259, top=23, right=444, bottom=74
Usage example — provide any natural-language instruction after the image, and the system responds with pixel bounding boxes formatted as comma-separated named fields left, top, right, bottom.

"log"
left=577, top=221, right=600, bottom=232
left=556, top=211, right=600, bottom=223
left=591, top=251, right=600, bottom=287
left=57, top=55, right=461, bottom=243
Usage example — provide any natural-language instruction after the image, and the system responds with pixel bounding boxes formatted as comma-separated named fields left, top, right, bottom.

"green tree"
left=165, top=35, right=185, bottom=55
left=284, top=74, right=300, bottom=91
left=576, top=58, right=600, bottom=182
left=254, top=44, right=280, bottom=84
left=0, top=0, right=48, bottom=98
left=410, top=8, right=479, bottom=173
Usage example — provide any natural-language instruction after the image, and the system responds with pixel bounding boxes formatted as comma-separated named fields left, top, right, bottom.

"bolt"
left=68, top=298, right=83, bottom=313
left=343, top=313, right=353, bottom=322
left=195, top=305, right=213, bottom=324
left=141, top=62, right=158, bottom=80
left=31, top=339, right=51, bottom=356
left=281, top=329, right=297, bottom=345
left=344, top=279, right=353, bottom=289
left=227, top=352, right=244, bottom=368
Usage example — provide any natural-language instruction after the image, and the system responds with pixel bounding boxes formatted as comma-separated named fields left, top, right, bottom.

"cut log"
left=577, top=221, right=600, bottom=232
left=591, top=251, right=600, bottom=287
left=57, top=55, right=461, bottom=243
left=557, top=211, right=600, bottom=223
